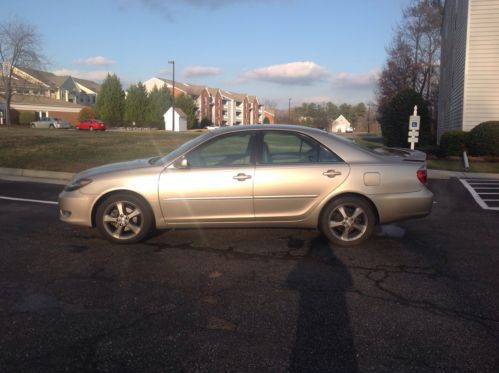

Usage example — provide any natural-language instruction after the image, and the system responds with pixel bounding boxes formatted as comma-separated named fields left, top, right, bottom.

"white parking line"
left=0, top=196, right=58, bottom=205
left=460, top=179, right=499, bottom=211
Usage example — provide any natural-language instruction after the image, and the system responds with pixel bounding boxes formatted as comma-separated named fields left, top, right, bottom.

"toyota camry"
left=59, top=125, right=433, bottom=247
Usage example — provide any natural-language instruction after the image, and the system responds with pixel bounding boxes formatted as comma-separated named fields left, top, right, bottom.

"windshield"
left=151, top=131, right=213, bottom=165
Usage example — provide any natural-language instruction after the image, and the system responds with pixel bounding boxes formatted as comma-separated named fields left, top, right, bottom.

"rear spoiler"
left=373, top=147, right=427, bottom=162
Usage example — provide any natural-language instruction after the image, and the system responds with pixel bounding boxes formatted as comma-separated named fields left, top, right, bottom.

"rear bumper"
left=370, top=187, right=434, bottom=224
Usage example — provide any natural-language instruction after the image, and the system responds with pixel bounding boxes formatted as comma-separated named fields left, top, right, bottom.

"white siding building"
left=329, top=115, right=351, bottom=133
left=438, top=0, right=499, bottom=140
left=164, top=107, right=187, bottom=131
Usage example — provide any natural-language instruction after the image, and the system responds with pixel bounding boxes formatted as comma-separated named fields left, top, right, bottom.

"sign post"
left=408, top=106, right=420, bottom=150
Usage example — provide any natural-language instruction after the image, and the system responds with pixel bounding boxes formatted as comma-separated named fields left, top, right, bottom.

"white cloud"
left=300, top=95, right=338, bottom=104
left=73, top=56, right=115, bottom=66
left=331, top=69, right=380, bottom=89
left=241, top=61, right=330, bottom=85
left=183, top=66, right=223, bottom=78
left=52, top=69, right=111, bottom=82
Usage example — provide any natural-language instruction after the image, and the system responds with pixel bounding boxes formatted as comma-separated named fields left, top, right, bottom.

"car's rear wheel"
left=320, top=196, right=375, bottom=247
left=96, top=193, right=153, bottom=244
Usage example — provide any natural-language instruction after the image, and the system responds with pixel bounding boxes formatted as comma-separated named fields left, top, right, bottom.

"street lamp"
left=168, top=60, right=175, bottom=132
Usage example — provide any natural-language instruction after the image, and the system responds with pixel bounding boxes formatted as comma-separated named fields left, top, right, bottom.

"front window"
left=261, top=132, right=342, bottom=164
left=186, top=133, right=255, bottom=168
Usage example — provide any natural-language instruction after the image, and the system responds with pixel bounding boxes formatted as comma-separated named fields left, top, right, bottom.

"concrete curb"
left=0, top=167, right=75, bottom=185
left=0, top=167, right=498, bottom=185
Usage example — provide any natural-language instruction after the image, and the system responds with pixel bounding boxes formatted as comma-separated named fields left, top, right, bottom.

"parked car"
left=59, top=125, right=433, bottom=246
left=30, top=117, right=71, bottom=129
left=76, top=119, right=106, bottom=131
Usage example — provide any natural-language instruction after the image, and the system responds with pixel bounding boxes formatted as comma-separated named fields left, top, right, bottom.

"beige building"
left=438, top=0, right=499, bottom=140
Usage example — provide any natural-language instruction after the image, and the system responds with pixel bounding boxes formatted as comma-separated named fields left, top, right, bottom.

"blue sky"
left=3, top=0, right=409, bottom=107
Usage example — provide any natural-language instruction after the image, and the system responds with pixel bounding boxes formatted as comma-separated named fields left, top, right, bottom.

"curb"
left=0, top=167, right=498, bottom=185
left=0, top=167, right=75, bottom=185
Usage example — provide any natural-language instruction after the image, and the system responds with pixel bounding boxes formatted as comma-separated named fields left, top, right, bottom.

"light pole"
left=288, top=98, right=291, bottom=123
left=168, top=60, right=175, bottom=132
left=367, top=103, right=371, bottom=134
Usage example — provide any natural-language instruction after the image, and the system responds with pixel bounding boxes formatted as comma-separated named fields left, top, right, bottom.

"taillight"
left=417, top=166, right=427, bottom=185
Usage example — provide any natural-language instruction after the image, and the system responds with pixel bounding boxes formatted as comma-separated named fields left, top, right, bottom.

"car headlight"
left=64, top=178, right=93, bottom=192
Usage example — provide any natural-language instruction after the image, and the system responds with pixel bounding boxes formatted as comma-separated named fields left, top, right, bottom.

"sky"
left=2, top=0, right=410, bottom=107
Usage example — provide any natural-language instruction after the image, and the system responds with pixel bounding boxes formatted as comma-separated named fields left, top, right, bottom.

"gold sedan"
left=59, top=125, right=433, bottom=247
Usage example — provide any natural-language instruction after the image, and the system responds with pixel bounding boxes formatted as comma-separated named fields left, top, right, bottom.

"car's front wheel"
left=320, top=196, right=375, bottom=247
left=96, top=193, right=153, bottom=244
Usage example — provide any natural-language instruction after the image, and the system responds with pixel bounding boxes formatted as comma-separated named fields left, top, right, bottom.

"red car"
left=76, top=119, right=106, bottom=131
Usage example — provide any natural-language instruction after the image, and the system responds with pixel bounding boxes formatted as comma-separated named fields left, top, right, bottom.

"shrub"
left=378, top=89, right=433, bottom=147
left=439, top=130, right=469, bottom=156
left=199, top=117, right=213, bottom=128
left=19, top=111, right=36, bottom=125
left=467, top=121, right=499, bottom=156
left=78, top=107, right=96, bottom=122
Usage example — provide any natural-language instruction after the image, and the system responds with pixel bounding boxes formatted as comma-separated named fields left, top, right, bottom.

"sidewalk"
left=0, top=166, right=498, bottom=185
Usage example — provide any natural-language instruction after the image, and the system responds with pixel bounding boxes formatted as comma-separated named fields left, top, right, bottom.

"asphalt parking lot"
left=0, top=178, right=498, bottom=372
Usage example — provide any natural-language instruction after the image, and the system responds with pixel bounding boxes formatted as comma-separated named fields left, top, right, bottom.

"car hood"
left=75, top=158, right=156, bottom=180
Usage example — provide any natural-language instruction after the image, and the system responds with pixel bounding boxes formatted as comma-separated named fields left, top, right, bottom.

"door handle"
left=233, top=173, right=252, bottom=181
left=323, top=170, right=342, bottom=178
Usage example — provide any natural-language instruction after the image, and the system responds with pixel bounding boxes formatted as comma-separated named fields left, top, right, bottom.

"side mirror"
left=174, top=157, right=189, bottom=169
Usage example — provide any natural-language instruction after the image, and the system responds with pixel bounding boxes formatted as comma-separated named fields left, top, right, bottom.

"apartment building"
left=143, top=77, right=264, bottom=126
left=0, top=66, right=100, bottom=124
left=438, top=0, right=499, bottom=140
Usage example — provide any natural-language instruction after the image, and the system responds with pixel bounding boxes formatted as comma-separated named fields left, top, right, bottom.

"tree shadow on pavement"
left=288, top=236, right=358, bottom=372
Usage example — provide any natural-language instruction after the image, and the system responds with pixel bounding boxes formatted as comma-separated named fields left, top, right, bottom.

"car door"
left=253, top=131, right=350, bottom=220
left=158, top=131, right=257, bottom=223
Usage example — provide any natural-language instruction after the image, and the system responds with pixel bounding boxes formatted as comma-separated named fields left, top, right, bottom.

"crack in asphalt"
left=144, top=238, right=499, bottom=334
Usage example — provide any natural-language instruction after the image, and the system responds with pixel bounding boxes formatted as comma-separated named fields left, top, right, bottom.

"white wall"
left=164, top=107, right=187, bottom=131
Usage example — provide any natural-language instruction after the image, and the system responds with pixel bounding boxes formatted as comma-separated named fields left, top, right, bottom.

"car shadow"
left=287, top=236, right=358, bottom=372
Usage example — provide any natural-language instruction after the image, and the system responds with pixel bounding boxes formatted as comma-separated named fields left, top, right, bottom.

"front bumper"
left=58, top=190, right=95, bottom=227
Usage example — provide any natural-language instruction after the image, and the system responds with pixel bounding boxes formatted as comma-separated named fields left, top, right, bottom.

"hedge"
left=467, top=121, right=499, bottom=156
left=439, top=130, right=469, bottom=156
left=19, top=111, right=36, bottom=125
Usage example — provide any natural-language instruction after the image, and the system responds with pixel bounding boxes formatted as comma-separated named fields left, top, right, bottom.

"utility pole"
left=288, top=98, right=291, bottom=123
left=367, top=103, right=371, bottom=134
left=168, top=60, right=175, bottom=132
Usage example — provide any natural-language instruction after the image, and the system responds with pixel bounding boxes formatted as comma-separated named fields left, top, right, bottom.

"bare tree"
left=376, top=0, right=443, bottom=113
left=0, top=19, right=43, bottom=125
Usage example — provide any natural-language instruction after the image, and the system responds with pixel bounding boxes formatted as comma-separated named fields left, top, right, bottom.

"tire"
left=319, top=196, right=375, bottom=247
left=49, top=124, right=55, bottom=129
left=96, top=193, right=154, bottom=244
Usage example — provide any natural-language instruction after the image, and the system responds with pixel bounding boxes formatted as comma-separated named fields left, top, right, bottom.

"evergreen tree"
left=95, top=74, right=125, bottom=126
left=124, top=82, right=148, bottom=126
left=146, top=86, right=172, bottom=128
left=175, top=93, right=197, bottom=129
left=379, top=89, right=431, bottom=147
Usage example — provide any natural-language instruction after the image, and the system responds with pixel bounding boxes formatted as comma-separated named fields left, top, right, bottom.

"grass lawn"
left=1, top=127, right=497, bottom=174
left=0, top=127, right=202, bottom=173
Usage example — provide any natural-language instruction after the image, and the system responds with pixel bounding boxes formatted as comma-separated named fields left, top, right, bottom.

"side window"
left=262, top=132, right=342, bottom=164
left=186, top=133, right=255, bottom=168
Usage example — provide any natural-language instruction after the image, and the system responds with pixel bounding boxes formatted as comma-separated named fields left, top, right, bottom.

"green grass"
left=1, top=127, right=497, bottom=174
left=0, top=127, right=202, bottom=172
